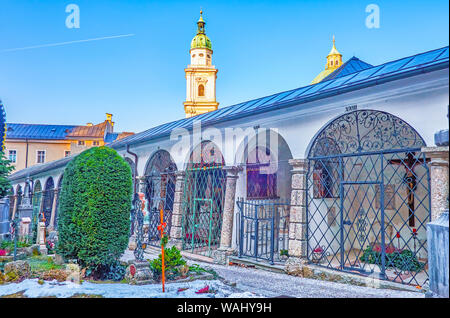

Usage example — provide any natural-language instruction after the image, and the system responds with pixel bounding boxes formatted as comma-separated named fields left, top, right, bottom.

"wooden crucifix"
left=388, top=152, right=429, bottom=227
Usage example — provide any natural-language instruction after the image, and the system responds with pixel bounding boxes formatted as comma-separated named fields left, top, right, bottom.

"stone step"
left=228, top=256, right=286, bottom=274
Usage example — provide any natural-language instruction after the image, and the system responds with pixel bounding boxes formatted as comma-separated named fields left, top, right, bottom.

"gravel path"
left=203, top=263, right=424, bottom=298
left=122, top=249, right=424, bottom=298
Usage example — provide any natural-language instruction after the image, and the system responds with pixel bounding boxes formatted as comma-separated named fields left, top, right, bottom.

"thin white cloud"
left=0, top=34, right=135, bottom=53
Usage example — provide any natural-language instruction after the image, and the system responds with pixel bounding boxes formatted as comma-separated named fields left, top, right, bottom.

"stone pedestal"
left=125, top=261, right=154, bottom=285
left=19, top=217, right=31, bottom=238
left=37, top=221, right=47, bottom=255
left=422, top=146, right=449, bottom=221
left=286, top=159, right=308, bottom=261
left=168, top=171, right=185, bottom=249
left=426, top=210, right=449, bottom=298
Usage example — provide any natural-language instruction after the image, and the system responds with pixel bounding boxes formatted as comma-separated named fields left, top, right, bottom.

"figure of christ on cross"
left=388, top=152, right=429, bottom=227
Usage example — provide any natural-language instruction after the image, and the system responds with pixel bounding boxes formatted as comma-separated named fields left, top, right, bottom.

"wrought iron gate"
left=145, top=171, right=176, bottom=247
left=306, top=110, right=431, bottom=286
left=237, top=198, right=290, bottom=264
left=181, top=165, right=226, bottom=257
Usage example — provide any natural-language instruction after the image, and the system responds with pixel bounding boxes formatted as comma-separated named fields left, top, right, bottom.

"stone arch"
left=304, top=109, right=431, bottom=286
left=42, top=177, right=55, bottom=227
left=234, top=129, right=293, bottom=201
left=142, top=149, right=178, bottom=246
left=181, top=140, right=226, bottom=257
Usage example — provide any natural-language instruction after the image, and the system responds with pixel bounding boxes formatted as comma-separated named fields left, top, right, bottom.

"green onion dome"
left=190, top=11, right=212, bottom=50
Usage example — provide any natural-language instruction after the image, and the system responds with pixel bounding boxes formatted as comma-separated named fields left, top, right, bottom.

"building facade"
left=4, top=113, right=133, bottom=172
left=7, top=13, right=449, bottom=287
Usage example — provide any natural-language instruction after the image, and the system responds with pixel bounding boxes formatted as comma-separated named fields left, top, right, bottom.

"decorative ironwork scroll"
left=309, top=110, right=426, bottom=158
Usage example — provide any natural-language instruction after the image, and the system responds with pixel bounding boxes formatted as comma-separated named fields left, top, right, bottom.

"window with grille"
left=8, top=150, right=17, bottom=163
left=37, top=151, right=46, bottom=163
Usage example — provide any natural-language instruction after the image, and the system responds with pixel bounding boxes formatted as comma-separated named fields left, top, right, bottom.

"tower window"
left=330, top=60, right=333, bottom=66
left=199, top=53, right=204, bottom=57
left=336, top=60, right=339, bottom=66
left=207, top=55, right=211, bottom=58
left=198, top=84, right=205, bottom=96
left=192, top=54, right=196, bottom=58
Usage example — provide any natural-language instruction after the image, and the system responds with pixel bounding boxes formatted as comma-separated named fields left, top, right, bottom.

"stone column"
left=11, top=195, right=18, bottom=219
left=36, top=193, right=46, bottom=244
left=48, top=188, right=59, bottom=231
left=214, top=166, right=242, bottom=264
left=168, top=171, right=186, bottom=249
left=285, top=159, right=309, bottom=274
left=422, top=146, right=449, bottom=221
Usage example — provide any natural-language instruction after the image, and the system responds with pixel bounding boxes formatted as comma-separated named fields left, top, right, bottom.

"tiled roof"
left=6, top=123, right=78, bottom=140
left=109, top=45, right=449, bottom=149
left=322, top=56, right=373, bottom=81
left=66, top=121, right=107, bottom=139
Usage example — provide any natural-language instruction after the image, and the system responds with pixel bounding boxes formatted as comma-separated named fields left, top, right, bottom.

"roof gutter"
left=126, top=144, right=138, bottom=194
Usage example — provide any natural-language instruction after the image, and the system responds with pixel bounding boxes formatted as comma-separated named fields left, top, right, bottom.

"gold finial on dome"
left=311, top=36, right=344, bottom=84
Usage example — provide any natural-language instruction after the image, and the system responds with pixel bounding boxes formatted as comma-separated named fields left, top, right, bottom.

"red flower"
left=385, top=245, right=396, bottom=254
left=196, top=286, right=209, bottom=294
left=313, top=247, right=323, bottom=253
left=0, top=249, right=6, bottom=256
left=130, top=265, right=136, bottom=277
left=396, top=232, right=401, bottom=238
left=412, top=228, right=417, bottom=235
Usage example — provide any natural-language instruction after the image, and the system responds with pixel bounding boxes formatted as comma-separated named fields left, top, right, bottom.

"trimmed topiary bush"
left=56, top=146, right=132, bottom=273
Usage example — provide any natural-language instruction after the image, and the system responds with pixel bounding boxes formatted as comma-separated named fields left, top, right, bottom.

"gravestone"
left=426, top=209, right=449, bottom=298
left=0, top=198, right=11, bottom=240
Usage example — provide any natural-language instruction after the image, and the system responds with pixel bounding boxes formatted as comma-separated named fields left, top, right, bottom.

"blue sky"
left=0, top=0, right=448, bottom=133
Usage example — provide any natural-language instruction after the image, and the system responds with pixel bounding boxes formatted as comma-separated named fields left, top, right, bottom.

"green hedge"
left=56, top=146, right=132, bottom=270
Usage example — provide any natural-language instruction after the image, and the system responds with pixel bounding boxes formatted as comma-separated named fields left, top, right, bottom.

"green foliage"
left=0, top=151, right=14, bottom=198
left=0, top=240, right=31, bottom=250
left=280, top=249, right=289, bottom=257
left=360, top=245, right=426, bottom=272
left=28, top=255, right=64, bottom=274
left=56, top=146, right=132, bottom=272
left=149, top=246, right=186, bottom=280
left=99, top=262, right=126, bottom=281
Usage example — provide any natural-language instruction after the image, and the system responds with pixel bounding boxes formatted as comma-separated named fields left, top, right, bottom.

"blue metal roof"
left=6, top=123, right=78, bottom=140
left=323, top=57, right=373, bottom=81
left=110, top=45, right=449, bottom=150
left=104, top=132, right=119, bottom=143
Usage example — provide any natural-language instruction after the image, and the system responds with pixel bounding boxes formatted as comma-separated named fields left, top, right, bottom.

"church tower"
left=184, top=11, right=219, bottom=118
left=311, top=36, right=343, bottom=84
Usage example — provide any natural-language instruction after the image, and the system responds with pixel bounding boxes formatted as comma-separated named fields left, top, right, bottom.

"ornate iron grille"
left=42, top=178, right=55, bottom=227
left=143, top=150, right=177, bottom=247
left=181, top=165, right=226, bottom=257
left=306, top=110, right=430, bottom=287
left=145, top=171, right=176, bottom=247
left=237, top=198, right=290, bottom=264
